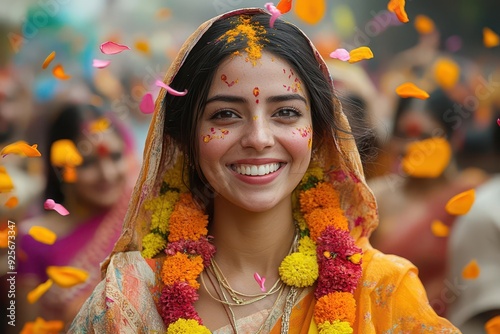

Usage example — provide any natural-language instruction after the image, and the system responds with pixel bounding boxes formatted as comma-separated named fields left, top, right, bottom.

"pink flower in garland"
left=160, top=282, right=202, bottom=326
left=166, top=237, right=216, bottom=267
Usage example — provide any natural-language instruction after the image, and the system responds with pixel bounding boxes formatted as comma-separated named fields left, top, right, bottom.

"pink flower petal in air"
left=254, top=272, right=266, bottom=292
left=497, top=118, right=500, bottom=126
left=92, top=59, right=111, bottom=69
left=139, top=93, right=155, bottom=114
left=329, top=48, right=350, bottom=61
left=99, top=41, right=130, bottom=55
left=155, top=80, right=188, bottom=96
left=265, top=3, right=282, bottom=28
left=44, top=199, right=69, bottom=216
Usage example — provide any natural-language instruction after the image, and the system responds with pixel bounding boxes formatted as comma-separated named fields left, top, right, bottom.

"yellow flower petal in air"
left=431, top=220, right=449, bottom=237
left=483, top=27, right=500, bottom=48
left=89, top=117, right=110, bottom=133
left=434, top=58, right=460, bottom=89
left=402, top=137, right=451, bottom=178
left=462, top=259, right=480, bottom=279
left=387, top=0, right=409, bottom=23
left=50, top=139, right=83, bottom=168
left=0, top=140, right=41, bottom=157
left=414, top=15, right=435, bottom=34
left=52, top=64, right=71, bottom=80
left=27, top=279, right=53, bottom=304
left=4, top=196, right=18, bottom=208
left=135, top=39, right=150, bottom=55
left=42, top=51, right=56, bottom=69
left=46, top=266, right=89, bottom=288
left=485, top=315, right=500, bottom=334
left=445, top=189, right=475, bottom=215
left=0, top=166, right=14, bottom=193
left=28, top=226, right=57, bottom=245
left=348, top=46, right=374, bottom=63
left=20, top=316, right=64, bottom=334
left=63, top=166, right=78, bottom=183
left=395, top=82, right=430, bottom=99
left=294, top=0, right=326, bottom=25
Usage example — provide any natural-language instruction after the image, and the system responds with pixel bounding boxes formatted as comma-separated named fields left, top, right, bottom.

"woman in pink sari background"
left=15, top=103, right=139, bottom=331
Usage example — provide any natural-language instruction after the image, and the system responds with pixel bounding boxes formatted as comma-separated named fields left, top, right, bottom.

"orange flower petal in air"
left=5, top=196, right=18, bottom=209
left=462, top=259, right=480, bottom=279
left=28, top=226, right=57, bottom=245
left=89, top=117, right=110, bottom=133
left=276, top=0, right=292, bottom=14
left=20, top=316, right=64, bottom=334
left=63, top=166, right=78, bottom=183
left=402, top=137, right=451, bottom=178
left=485, top=315, right=500, bottom=334
left=434, top=58, right=460, bottom=89
left=483, top=27, right=500, bottom=48
left=46, top=266, right=89, bottom=288
left=348, top=46, right=374, bottom=63
left=294, top=0, right=326, bottom=25
left=445, top=189, right=475, bottom=215
left=42, top=51, right=56, bottom=69
left=0, top=140, right=41, bottom=158
left=27, top=279, right=53, bottom=304
left=387, top=0, right=409, bottom=23
left=50, top=139, right=83, bottom=168
left=155, top=8, right=171, bottom=20
left=0, top=166, right=14, bottom=193
left=52, top=64, right=71, bottom=80
left=395, top=82, right=430, bottom=99
left=414, top=15, right=435, bottom=34
left=135, top=39, right=150, bottom=55
left=431, top=220, right=449, bottom=237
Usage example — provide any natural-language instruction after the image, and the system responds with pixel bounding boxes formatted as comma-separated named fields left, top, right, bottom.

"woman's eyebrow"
left=205, top=94, right=247, bottom=104
left=205, top=93, right=307, bottom=105
left=266, top=94, right=307, bottom=104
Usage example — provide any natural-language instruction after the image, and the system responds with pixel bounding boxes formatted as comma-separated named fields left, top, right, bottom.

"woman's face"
left=197, top=52, right=313, bottom=212
left=70, top=130, right=127, bottom=210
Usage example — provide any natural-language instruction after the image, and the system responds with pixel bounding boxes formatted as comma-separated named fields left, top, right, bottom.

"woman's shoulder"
left=360, top=247, right=417, bottom=286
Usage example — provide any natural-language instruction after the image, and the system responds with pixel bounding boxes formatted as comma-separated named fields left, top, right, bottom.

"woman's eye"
left=210, top=110, right=240, bottom=119
left=273, top=108, right=301, bottom=118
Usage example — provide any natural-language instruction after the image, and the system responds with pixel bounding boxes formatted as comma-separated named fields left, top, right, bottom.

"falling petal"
left=139, top=93, right=155, bottom=114
left=27, top=279, right=53, bottom=304
left=276, top=0, right=292, bottom=13
left=434, top=58, right=460, bottom=89
left=431, top=220, right=449, bottom=237
left=4, top=196, right=18, bottom=209
left=50, top=139, right=83, bottom=167
left=46, top=266, right=89, bottom=288
left=155, top=8, right=171, bottom=20
left=100, top=41, right=130, bottom=55
left=402, top=137, right=451, bottom=177
left=485, top=315, right=500, bottom=334
left=44, top=199, right=69, bottom=216
left=395, top=82, right=430, bottom=99
left=52, top=64, right=71, bottom=80
left=483, top=27, right=500, bottom=48
left=497, top=118, right=500, bottom=127
left=253, top=272, right=266, bottom=292
left=462, top=259, right=480, bottom=279
left=414, top=15, right=435, bottom=34
left=89, top=117, right=110, bottom=133
left=265, top=3, right=282, bottom=28
left=63, top=166, right=78, bottom=183
left=0, top=226, right=10, bottom=248
left=92, top=59, right=111, bottom=69
left=348, top=253, right=362, bottom=264
left=135, top=39, right=150, bottom=55
left=0, top=167, right=14, bottom=193
left=333, top=5, right=357, bottom=37
left=294, top=0, right=326, bottom=25
left=329, top=48, right=350, bottom=61
left=42, top=51, right=56, bottom=69
left=28, top=226, right=57, bottom=245
left=348, top=46, right=374, bottom=63
left=21, top=317, right=64, bottom=333
left=445, top=189, right=475, bottom=215
left=155, top=80, right=188, bottom=96
left=387, top=0, right=409, bottom=23
left=1, top=141, right=41, bottom=158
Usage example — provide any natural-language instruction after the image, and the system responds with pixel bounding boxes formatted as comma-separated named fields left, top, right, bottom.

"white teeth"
left=234, top=163, right=281, bottom=176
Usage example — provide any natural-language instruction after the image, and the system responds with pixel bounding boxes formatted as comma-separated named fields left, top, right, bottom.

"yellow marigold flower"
left=279, top=252, right=318, bottom=287
left=300, top=182, right=341, bottom=215
left=298, top=236, right=316, bottom=257
left=161, top=253, right=203, bottom=289
left=314, top=292, right=356, bottom=326
left=317, top=320, right=353, bottom=334
left=300, top=165, right=324, bottom=185
left=305, top=207, right=349, bottom=241
left=163, top=156, right=189, bottom=192
left=145, top=190, right=179, bottom=234
left=166, top=319, right=211, bottom=334
left=141, top=233, right=167, bottom=259
left=293, top=210, right=308, bottom=231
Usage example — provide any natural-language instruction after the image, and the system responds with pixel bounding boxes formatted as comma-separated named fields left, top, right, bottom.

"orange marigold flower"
left=161, top=253, right=204, bottom=289
left=168, top=194, right=208, bottom=242
left=314, top=291, right=356, bottom=325
left=305, top=207, right=349, bottom=241
left=299, top=182, right=341, bottom=215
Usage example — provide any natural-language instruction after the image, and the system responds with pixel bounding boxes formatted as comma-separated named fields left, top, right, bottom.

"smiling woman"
left=69, top=8, right=459, bottom=334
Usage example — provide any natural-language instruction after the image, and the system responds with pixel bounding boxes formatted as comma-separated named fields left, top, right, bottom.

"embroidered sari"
left=69, top=8, right=460, bottom=334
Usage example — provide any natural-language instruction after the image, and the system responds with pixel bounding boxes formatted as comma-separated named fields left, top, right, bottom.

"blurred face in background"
left=68, top=130, right=127, bottom=210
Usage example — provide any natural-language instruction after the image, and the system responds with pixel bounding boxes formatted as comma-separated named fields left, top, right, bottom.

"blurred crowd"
left=0, top=0, right=499, bottom=333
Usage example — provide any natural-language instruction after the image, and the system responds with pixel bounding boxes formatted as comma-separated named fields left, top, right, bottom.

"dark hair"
left=163, top=13, right=340, bottom=207
left=44, top=104, right=118, bottom=203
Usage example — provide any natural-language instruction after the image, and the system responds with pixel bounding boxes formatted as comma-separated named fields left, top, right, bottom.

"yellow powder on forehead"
left=219, top=15, right=268, bottom=66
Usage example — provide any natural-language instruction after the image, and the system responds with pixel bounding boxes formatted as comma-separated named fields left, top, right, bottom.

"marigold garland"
left=314, top=291, right=357, bottom=326
left=161, top=252, right=204, bottom=289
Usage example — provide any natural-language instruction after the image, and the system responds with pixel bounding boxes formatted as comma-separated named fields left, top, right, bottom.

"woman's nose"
left=239, top=117, right=275, bottom=151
